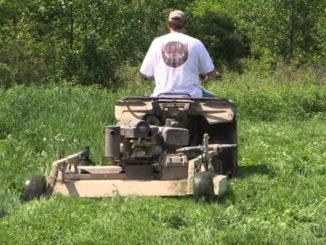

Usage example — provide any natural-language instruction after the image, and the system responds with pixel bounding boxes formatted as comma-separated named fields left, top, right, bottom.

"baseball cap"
left=168, top=10, right=187, bottom=23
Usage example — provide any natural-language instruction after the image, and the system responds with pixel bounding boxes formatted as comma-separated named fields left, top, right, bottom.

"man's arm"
left=140, top=72, right=154, bottom=80
left=205, top=68, right=217, bottom=80
left=200, top=69, right=221, bottom=81
left=140, top=38, right=158, bottom=81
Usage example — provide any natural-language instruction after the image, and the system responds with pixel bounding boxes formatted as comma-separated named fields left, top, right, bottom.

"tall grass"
left=0, top=120, right=325, bottom=244
left=206, top=67, right=326, bottom=121
left=0, top=73, right=325, bottom=243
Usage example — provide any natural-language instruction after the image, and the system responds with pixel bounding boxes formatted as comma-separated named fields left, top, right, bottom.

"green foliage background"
left=0, top=0, right=325, bottom=87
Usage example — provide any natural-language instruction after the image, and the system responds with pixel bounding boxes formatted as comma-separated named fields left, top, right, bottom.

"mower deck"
left=50, top=152, right=227, bottom=197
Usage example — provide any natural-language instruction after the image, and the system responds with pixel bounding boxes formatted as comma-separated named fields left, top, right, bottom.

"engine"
left=105, top=119, right=189, bottom=164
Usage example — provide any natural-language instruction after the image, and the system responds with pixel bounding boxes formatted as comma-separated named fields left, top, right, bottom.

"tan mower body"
left=25, top=95, right=237, bottom=202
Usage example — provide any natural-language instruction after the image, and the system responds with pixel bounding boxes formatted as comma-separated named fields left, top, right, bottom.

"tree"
left=219, top=0, right=326, bottom=65
left=188, top=10, right=250, bottom=71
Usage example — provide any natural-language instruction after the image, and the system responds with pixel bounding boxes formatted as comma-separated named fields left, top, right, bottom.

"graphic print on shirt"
left=161, top=41, right=188, bottom=68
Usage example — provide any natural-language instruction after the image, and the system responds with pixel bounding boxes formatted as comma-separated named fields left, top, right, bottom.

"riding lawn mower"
left=24, top=94, right=237, bottom=202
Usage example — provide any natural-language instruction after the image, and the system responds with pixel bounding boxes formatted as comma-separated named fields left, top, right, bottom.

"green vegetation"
left=0, top=1, right=325, bottom=242
left=0, top=73, right=325, bottom=243
left=0, top=0, right=325, bottom=87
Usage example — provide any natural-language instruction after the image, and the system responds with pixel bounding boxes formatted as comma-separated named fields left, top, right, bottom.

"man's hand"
left=216, top=71, right=222, bottom=80
left=200, top=69, right=221, bottom=81
left=205, top=68, right=217, bottom=80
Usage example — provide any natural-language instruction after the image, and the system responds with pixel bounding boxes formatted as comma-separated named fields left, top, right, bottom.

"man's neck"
left=169, top=28, right=185, bottom=34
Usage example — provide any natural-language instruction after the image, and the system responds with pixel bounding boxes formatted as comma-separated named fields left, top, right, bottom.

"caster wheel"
left=193, top=172, right=215, bottom=203
left=23, top=176, right=47, bottom=201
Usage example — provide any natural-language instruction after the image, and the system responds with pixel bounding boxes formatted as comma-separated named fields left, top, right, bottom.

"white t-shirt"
left=140, top=32, right=214, bottom=97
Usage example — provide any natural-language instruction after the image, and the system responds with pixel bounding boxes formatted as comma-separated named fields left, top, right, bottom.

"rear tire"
left=198, top=116, right=238, bottom=178
left=218, top=146, right=237, bottom=178
left=211, top=155, right=223, bottom=175
left=215, top=119, right=237, bottom=178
